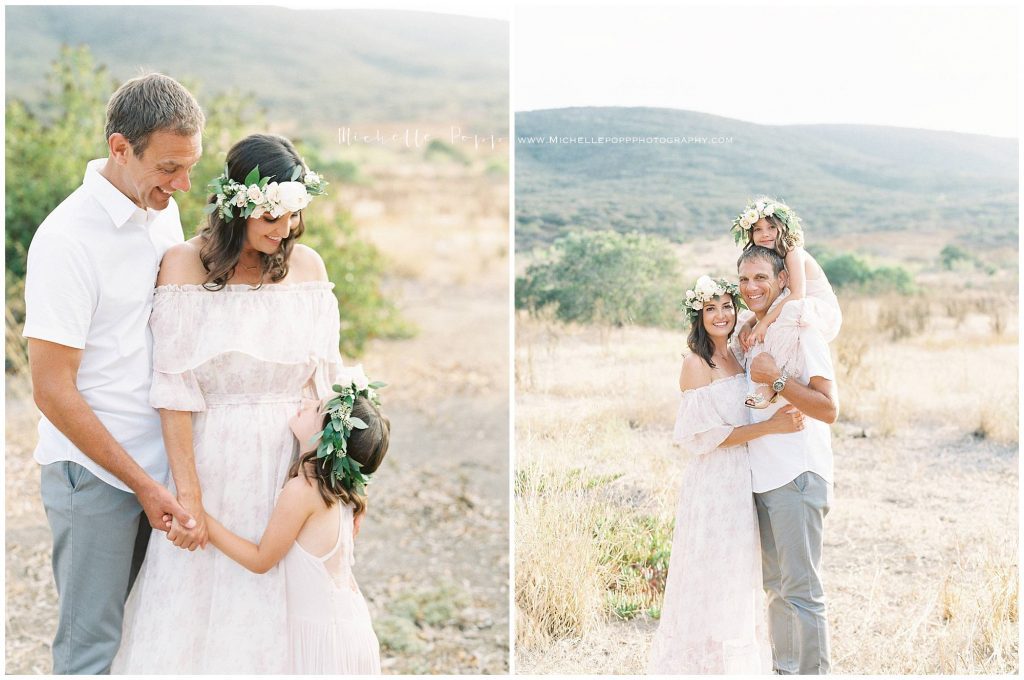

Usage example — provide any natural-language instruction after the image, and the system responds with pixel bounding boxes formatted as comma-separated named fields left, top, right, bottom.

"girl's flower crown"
left=204, top=163, right=328, bottom=221
left=302, top=365, right=385, bottom=495
left=730, top=196, right=804, bottom=248
left=682, top=275, right=744, bottom=323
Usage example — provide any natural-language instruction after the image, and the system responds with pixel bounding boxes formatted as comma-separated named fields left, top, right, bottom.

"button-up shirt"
left=23, top=158, right=185, bottom=491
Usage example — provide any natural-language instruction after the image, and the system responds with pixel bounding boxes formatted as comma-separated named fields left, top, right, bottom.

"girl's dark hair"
left=743, top=214, right=801, bottom=256
left=196, top=134, right=307, bottom=289
left=686, top=293, right=741, bottom=369
left=287, top=395, right=390, bottom=515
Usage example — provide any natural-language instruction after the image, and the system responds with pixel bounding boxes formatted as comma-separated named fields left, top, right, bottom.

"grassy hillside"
left=5, top=6, right=508, bottom=134
left=515, top=107, right=1017, bottom=256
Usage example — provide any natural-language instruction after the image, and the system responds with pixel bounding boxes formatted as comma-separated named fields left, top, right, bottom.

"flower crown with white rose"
left=730, top=196, right=804, bottom=248
left=310, top=366, right=385, bottom=495
left=204, top=163, right=328, bottom=221
left=682, top=275, right=744, bottom=324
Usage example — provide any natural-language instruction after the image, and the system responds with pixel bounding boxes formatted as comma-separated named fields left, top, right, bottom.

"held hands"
left=767, top=404, right=805, bottom=434
left=165, top=495, right=209, bottom=551
left=138, top=482, right=196, bottom=534
left=737, top=317, right=756, bottom=351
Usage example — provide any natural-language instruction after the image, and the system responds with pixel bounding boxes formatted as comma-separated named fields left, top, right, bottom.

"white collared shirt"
left=23, top=158, right=185, bottom=492
left=744, top=309, right=836, bottom=494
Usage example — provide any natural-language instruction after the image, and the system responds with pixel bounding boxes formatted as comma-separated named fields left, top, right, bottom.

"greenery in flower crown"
left=204, top=162, right=328, bottom=221
left=730, top=196, right=804, bottom=248
left=312, top=373, right=386, bottom=495
left=681, top=275, right=744, bottom=324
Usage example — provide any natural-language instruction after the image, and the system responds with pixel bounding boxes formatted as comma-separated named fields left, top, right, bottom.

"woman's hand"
left=166, top=494, right=208, bottom=551
left=766, top=404, right=805, bottom=434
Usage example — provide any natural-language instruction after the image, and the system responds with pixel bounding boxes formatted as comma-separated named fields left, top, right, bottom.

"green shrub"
left=516, top=229, right=683, bottom=328
left=816, top=250, right=915, bottom=295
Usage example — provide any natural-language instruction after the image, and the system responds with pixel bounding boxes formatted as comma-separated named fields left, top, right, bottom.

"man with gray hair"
left=736, top=245, right=839, bottom=674
left=23, top=73, right=205, bottom=674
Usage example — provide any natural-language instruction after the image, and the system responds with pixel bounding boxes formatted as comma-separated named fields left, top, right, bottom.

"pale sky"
left=514, top=4, right=1018, bottom=138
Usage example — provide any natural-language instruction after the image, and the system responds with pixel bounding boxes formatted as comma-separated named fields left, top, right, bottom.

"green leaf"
left=291, top=165, right=302, bottom=181
left=332, top=384, right=343, bottom=393
left=202, top=203, right=217, bottom=215
left=349, top=416, right=368, bottom=429
left=367, top=381, right=387, bottom=389
left=259, top=176, right=270, bottom=189
left=244, top=165, right=261, bottom=186
left=224, top=206, right=234, bottom=219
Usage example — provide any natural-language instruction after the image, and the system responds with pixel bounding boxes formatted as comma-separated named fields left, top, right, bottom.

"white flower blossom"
left=251, top=205, right=266, bottom=219
left=233, top=192, right=248, bottom=207
left=743, top=209, right=758, bottom=224
left=304, top=171, right=320, bottom=187
left=246, top=185, right=264, bottom=203
left=691, top=301, right=704, bottom=311
left=277, top=181, right=311, bottom=213
left=739, top=217, right=751, bottom=230
left=338, top=364, right=370, bottom=391
left=264, top=182, right=281, bottom=203
left=763, top=203, right=775, bottom=217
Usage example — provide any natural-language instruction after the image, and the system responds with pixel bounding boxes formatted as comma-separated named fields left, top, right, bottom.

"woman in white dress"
left=648, top=276, right=805, bottom=674
left=112, top=134, right=339, bottom=673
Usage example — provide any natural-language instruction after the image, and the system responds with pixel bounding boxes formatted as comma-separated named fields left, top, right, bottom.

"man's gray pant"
left=754, top=471, right=832, bottom=675
left=40, top=461, right=151, bottom=674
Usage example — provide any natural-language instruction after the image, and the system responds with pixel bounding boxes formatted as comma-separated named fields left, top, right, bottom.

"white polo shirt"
left=745, top=323, right=836, bottom=494
left=23, top=158, right=185, bottom=492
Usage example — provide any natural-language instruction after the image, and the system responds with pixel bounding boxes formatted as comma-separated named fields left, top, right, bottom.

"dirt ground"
left=5, top=155, right=510, bottom=674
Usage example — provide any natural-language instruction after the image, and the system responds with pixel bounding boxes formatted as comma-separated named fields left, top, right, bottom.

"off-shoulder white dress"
left=112, top=282, right=343, bottom=674
left=648, top=374, right=772, bottom=674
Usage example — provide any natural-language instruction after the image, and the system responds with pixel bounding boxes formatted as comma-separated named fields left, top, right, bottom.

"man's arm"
left=750, top=351, right=839, bottom=424
left=28, top=338, right=195, bottom=531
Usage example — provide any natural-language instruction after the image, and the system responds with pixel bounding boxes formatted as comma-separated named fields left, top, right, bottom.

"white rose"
left=744, top=209, right=758, bottom=223
left=270, top=205, right=286, bottom=219
left=338, top=364, right=370, bottom=391
left=739, top=217, right=751, bottom=230
left=304, top=171, right=320, bottom=186
left=264, top=182, right=280, bottom=203
left=691, top=301, right=703, bottom=311
left=763, top=203, right=775, bottom=216
left=277, top=181, right=311, bottom=213
left=685, top=290, right=695, bottom=300
left=246, top=185, right=264, bottom=203
left=233, top=192, right=248, bottom=207
left=755, top=201, right=766, bottom=215
left=251, top=205, right=266, bottom=220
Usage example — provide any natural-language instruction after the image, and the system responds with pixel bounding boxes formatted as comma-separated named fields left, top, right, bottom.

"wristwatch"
left=772, top=374, right=788, bottom=393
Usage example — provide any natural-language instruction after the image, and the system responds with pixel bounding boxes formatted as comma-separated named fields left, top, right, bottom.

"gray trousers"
left=40, top=461, right=151, bottom=674
left=754, top=471, right=832, bottom=674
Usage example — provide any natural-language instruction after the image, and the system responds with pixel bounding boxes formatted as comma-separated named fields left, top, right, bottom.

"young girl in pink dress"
left=730, top=197, right=843, bottom=408
left=203, top=366, right=389, bottom=674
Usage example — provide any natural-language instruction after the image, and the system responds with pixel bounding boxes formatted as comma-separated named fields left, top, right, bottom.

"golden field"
left=514, top=246, right=1018, bottom=674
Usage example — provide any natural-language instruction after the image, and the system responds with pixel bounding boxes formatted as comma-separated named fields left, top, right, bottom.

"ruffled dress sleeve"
left=672, top=386, right=735, bottom=456
left=309, top=288, right=345, bottom=400
left=149, top=288, right=207, bottom=412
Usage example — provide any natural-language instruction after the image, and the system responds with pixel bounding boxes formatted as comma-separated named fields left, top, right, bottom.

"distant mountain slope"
left=5, top=6, right=508, bottom=132
left=515, top=107, right=1017, bottom=251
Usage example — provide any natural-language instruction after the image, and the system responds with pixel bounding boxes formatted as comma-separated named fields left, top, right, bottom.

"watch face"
left=772, top=377, right=786, bottom=392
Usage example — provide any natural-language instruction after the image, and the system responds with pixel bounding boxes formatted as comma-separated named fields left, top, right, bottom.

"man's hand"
left=136, top=480, right=196, bottom=533
left=166, top=496, right=208, bottom=551
left=750, top=352, right=782, bottom=385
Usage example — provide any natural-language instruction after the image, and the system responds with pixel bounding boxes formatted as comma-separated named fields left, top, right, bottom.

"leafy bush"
left=815, top=250, right=916, bottom=295
left=516, top=229, right=682, bottom=327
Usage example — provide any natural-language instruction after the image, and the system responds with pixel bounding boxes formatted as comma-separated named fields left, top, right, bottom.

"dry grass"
left=514, top=287, right=1018, bottom=674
